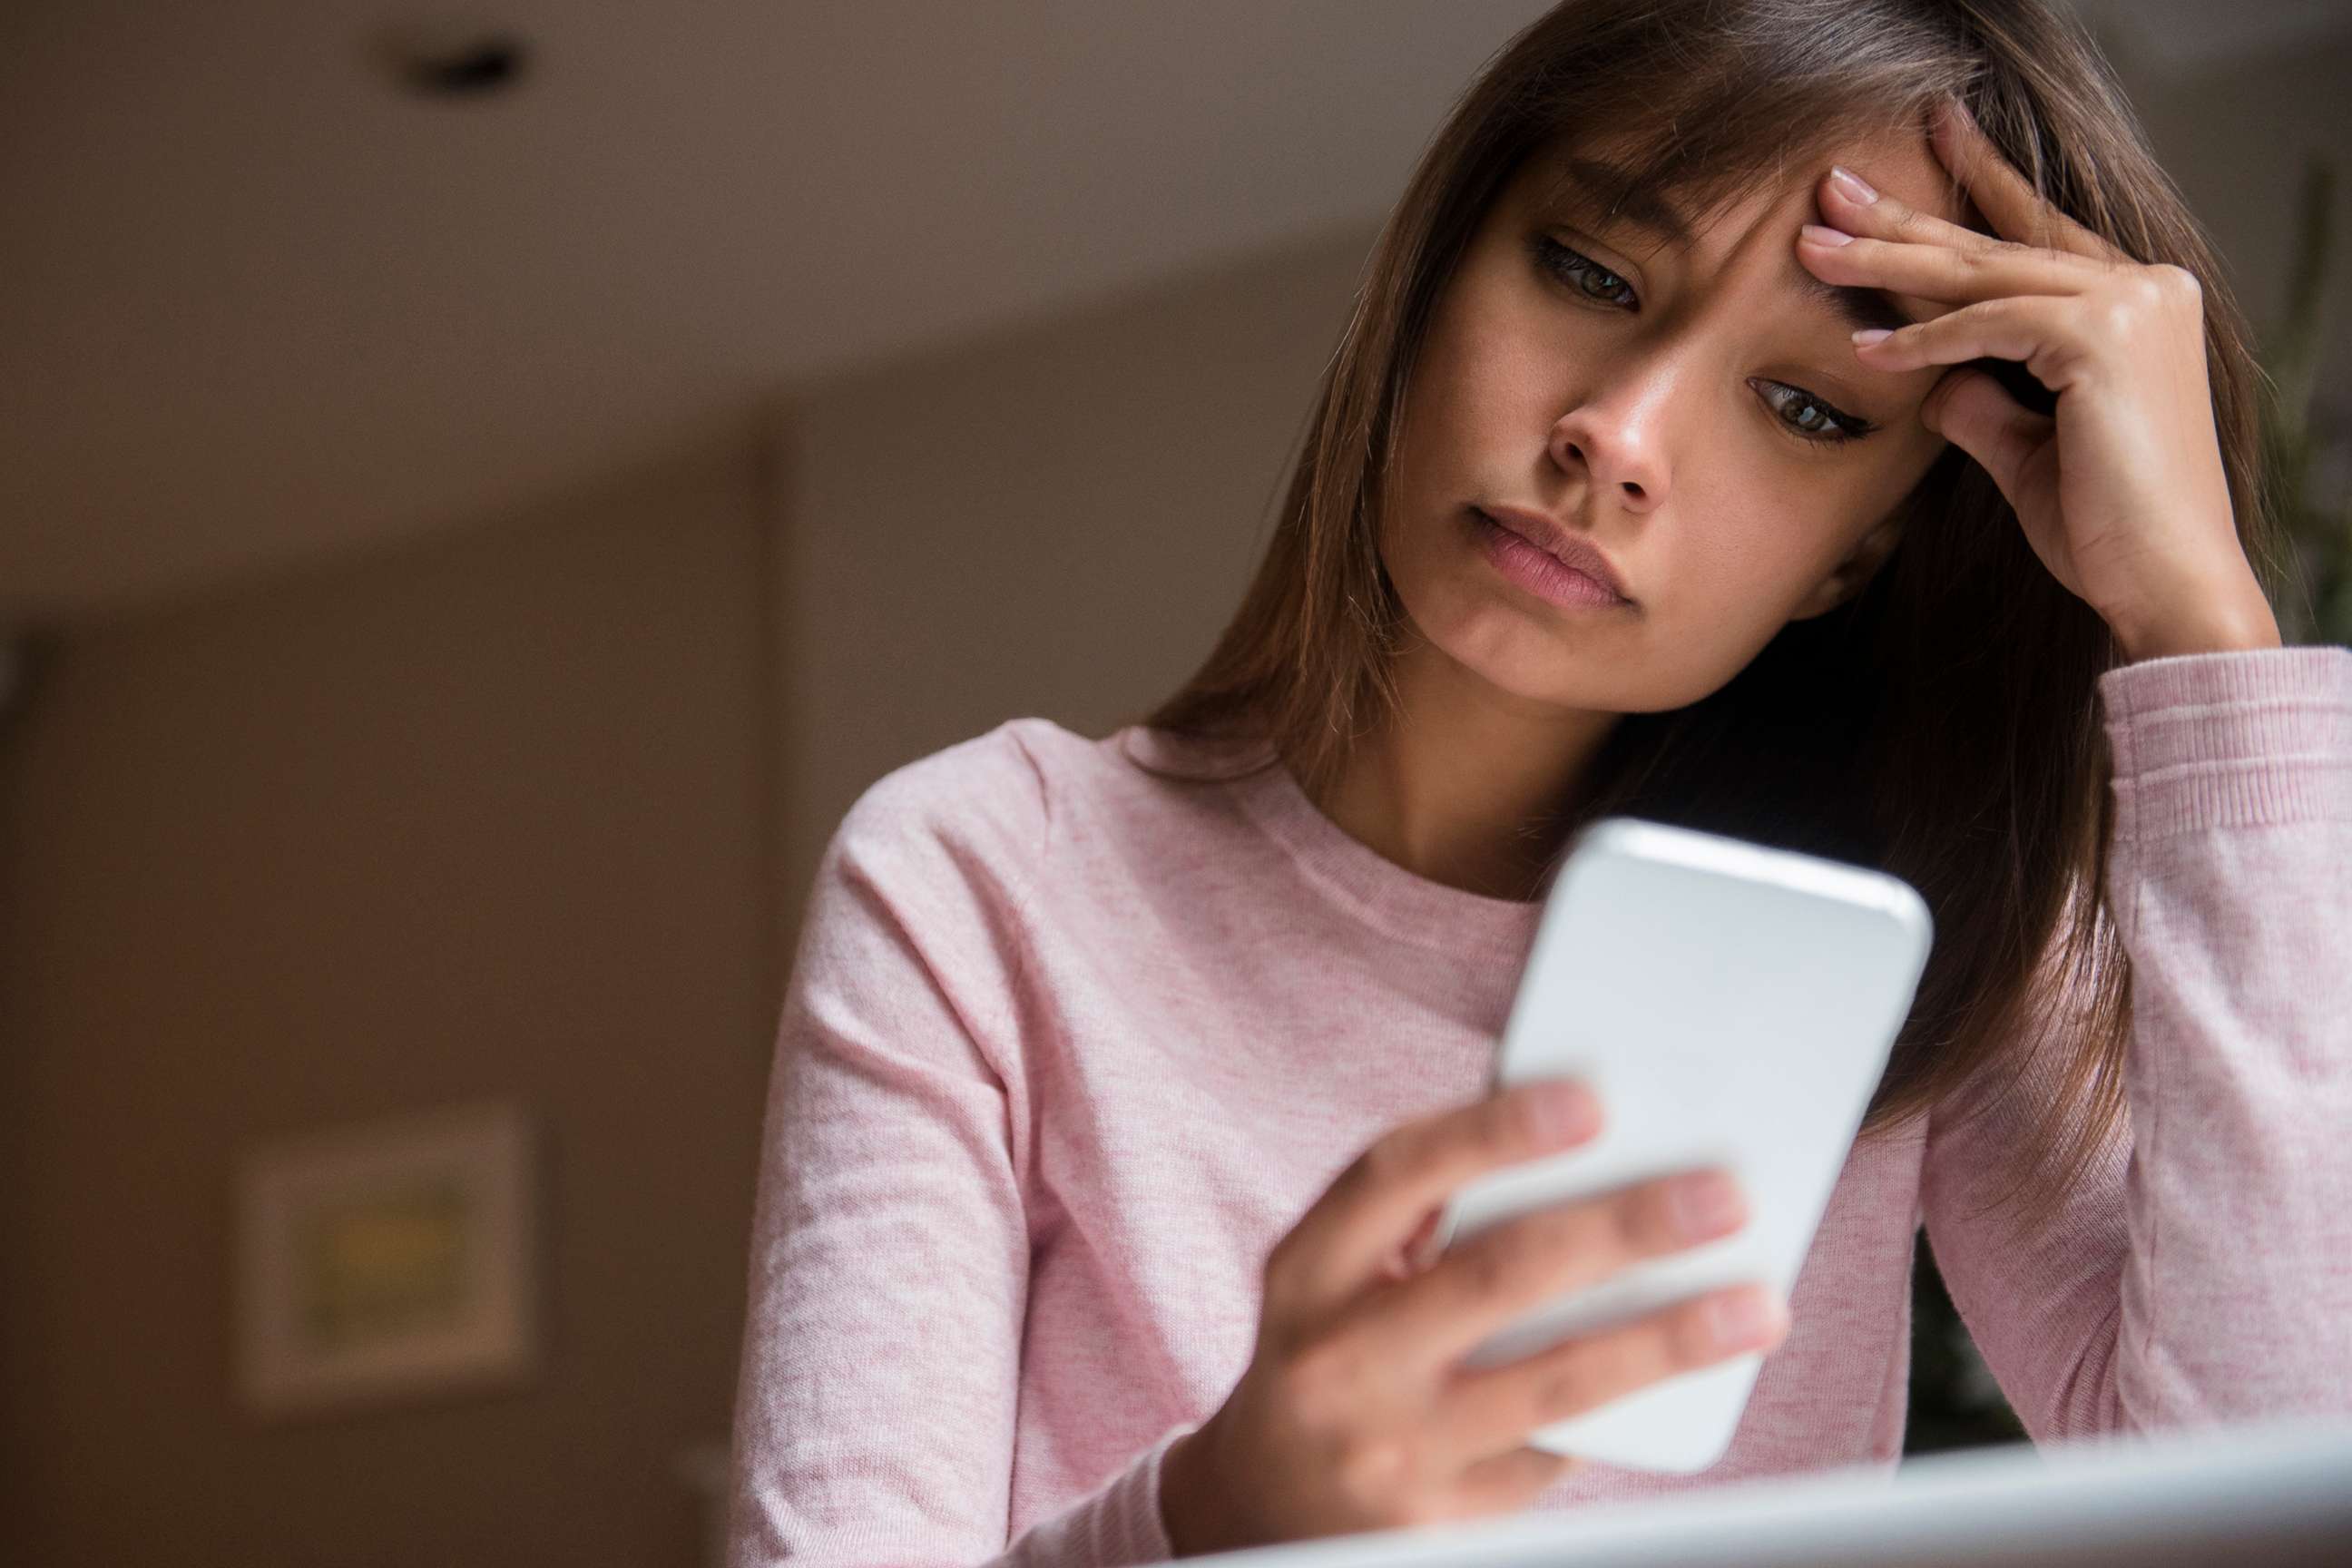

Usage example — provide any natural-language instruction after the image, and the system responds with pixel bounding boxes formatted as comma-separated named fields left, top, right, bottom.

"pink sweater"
left=724, top=645, right=2352, bottom=1567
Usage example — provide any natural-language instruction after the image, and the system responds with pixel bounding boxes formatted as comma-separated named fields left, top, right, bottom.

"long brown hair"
left=1126, top=0, right=2288, bottom=1230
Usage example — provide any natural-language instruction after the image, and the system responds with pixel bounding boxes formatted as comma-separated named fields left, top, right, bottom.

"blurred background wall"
left=0, top=427, right=782, bottom=1563
left=3, top=4, right=2348, bottom=1565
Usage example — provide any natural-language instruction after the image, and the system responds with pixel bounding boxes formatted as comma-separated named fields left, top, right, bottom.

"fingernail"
left=1530, top=1081, right=1601, bottom=1142
left=1828, top=165, right=1877, bottom=204
left=1667, top=1170, right=1746, bottom=1240
left=1852, top=328, right=1894, bottom=348
left=1799, top=222, right=1853, bottom=248
left=1709, top=1287, right=1786, bottom=1350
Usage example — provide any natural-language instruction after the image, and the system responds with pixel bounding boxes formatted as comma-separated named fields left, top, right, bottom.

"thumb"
left=1923, top=367, right=2050, bottom=502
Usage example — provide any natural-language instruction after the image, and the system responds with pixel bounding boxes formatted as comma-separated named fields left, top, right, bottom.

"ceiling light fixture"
left=377, top=25, right=529, bottom=98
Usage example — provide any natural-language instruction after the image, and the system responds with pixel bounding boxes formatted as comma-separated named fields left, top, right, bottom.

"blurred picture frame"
left=235, top=1100, right=540, bottom=1418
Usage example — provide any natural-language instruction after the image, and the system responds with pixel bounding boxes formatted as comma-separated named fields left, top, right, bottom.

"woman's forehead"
left=1523, top=121, right=1975, bottom=240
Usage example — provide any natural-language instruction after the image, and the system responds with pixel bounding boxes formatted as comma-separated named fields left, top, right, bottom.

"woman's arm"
left=1919, top=643, right=2352, bottom=1439
left=724, top=734, right=1183, bottom=1568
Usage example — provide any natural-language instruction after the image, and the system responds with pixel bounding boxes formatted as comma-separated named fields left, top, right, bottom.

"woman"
left=725, top=1, right=2351, bottom=1563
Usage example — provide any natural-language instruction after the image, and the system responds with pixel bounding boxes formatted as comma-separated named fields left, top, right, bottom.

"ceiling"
left=5, top=0, right=2347, bottom=626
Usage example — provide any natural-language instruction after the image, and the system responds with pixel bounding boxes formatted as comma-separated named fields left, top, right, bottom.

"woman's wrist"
left=2106, top=573, right=2281, bottom=662
left=1159, top=1419, right=1225, bottom=1559
left=1159, top=1427, right=1197, bottom=1557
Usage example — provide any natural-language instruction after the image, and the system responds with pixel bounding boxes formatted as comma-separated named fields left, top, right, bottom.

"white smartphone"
left=1418, top=816, right=1934, bottom=1475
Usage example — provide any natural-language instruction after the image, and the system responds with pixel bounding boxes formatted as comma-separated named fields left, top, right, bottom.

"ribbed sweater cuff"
left=2098, top=644, right=2352, bottom=844
left=1010, top=1420, right=1193, bottom=1566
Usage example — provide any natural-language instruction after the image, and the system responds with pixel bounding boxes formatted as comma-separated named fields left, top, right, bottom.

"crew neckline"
left=1115, top=724, right=1547, bottom=960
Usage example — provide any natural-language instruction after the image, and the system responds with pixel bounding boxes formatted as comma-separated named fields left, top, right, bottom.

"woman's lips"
left=1471, top=507, right=1630, bottom=611
left=1474, top=504, right=1632, bottom=603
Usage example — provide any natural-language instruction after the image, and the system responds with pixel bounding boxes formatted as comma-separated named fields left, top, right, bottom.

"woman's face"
left=1384, top=126, right=1972, bottom=714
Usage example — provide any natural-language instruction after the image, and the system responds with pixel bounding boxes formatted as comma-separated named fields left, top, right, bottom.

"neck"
left=1312, top=636, right=1622, bottom=901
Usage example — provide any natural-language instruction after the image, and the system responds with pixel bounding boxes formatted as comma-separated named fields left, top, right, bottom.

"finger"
left=1852, top=293, right=2084, bottom=391
left=1449, top=1445, right=1580, bottom=1517
left=1816, top=162, right=2034, bottom=266
left=1929, top=96, right=2116, bottom=263
left=1922, top=367, right=2054, bottom=505
left=1808, top=160, right=2102, bottom=336
left=1433, top=1282, right=1788, bottom=1463
left=1798, top=225, right=2100, bottom=315
left=1271, top=1079, right=1604, bottom=1321
left=1340, top=1165, right=1751, bottom=1374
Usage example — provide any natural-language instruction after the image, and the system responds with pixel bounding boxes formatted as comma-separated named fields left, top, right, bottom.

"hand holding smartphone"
left=1417, top=817, right=1934, bottom=1474
left=1159, top=817, right=1934, bottom=1555
left=1161, top=1074, right=1792, bottom=1555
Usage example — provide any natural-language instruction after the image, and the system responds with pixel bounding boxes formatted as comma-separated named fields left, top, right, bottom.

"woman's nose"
left=1548, top=390, right=1670, bottom=513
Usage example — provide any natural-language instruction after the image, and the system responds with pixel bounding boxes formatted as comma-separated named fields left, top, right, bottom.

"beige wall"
left=779, top=220, right=1378, bottom=897
left=0, top=427, right=780, bottom=1566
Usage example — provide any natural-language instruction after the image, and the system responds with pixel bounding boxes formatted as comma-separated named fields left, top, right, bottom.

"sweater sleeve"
left=1919, top=643, right=2352, bottom=1440
left=723, top=729, right=1183, bottom=1567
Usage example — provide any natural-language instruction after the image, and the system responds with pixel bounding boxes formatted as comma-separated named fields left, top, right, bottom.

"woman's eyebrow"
left=1788, top=261, right=1921, bottom=338
left=1553, top=158, right=1695, bottom=246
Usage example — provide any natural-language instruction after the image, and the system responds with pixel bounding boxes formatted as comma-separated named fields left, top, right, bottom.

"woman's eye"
left=1530, top=235, right=1637, bottom=308
left=1756, top=381, right=1874, bottom=446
